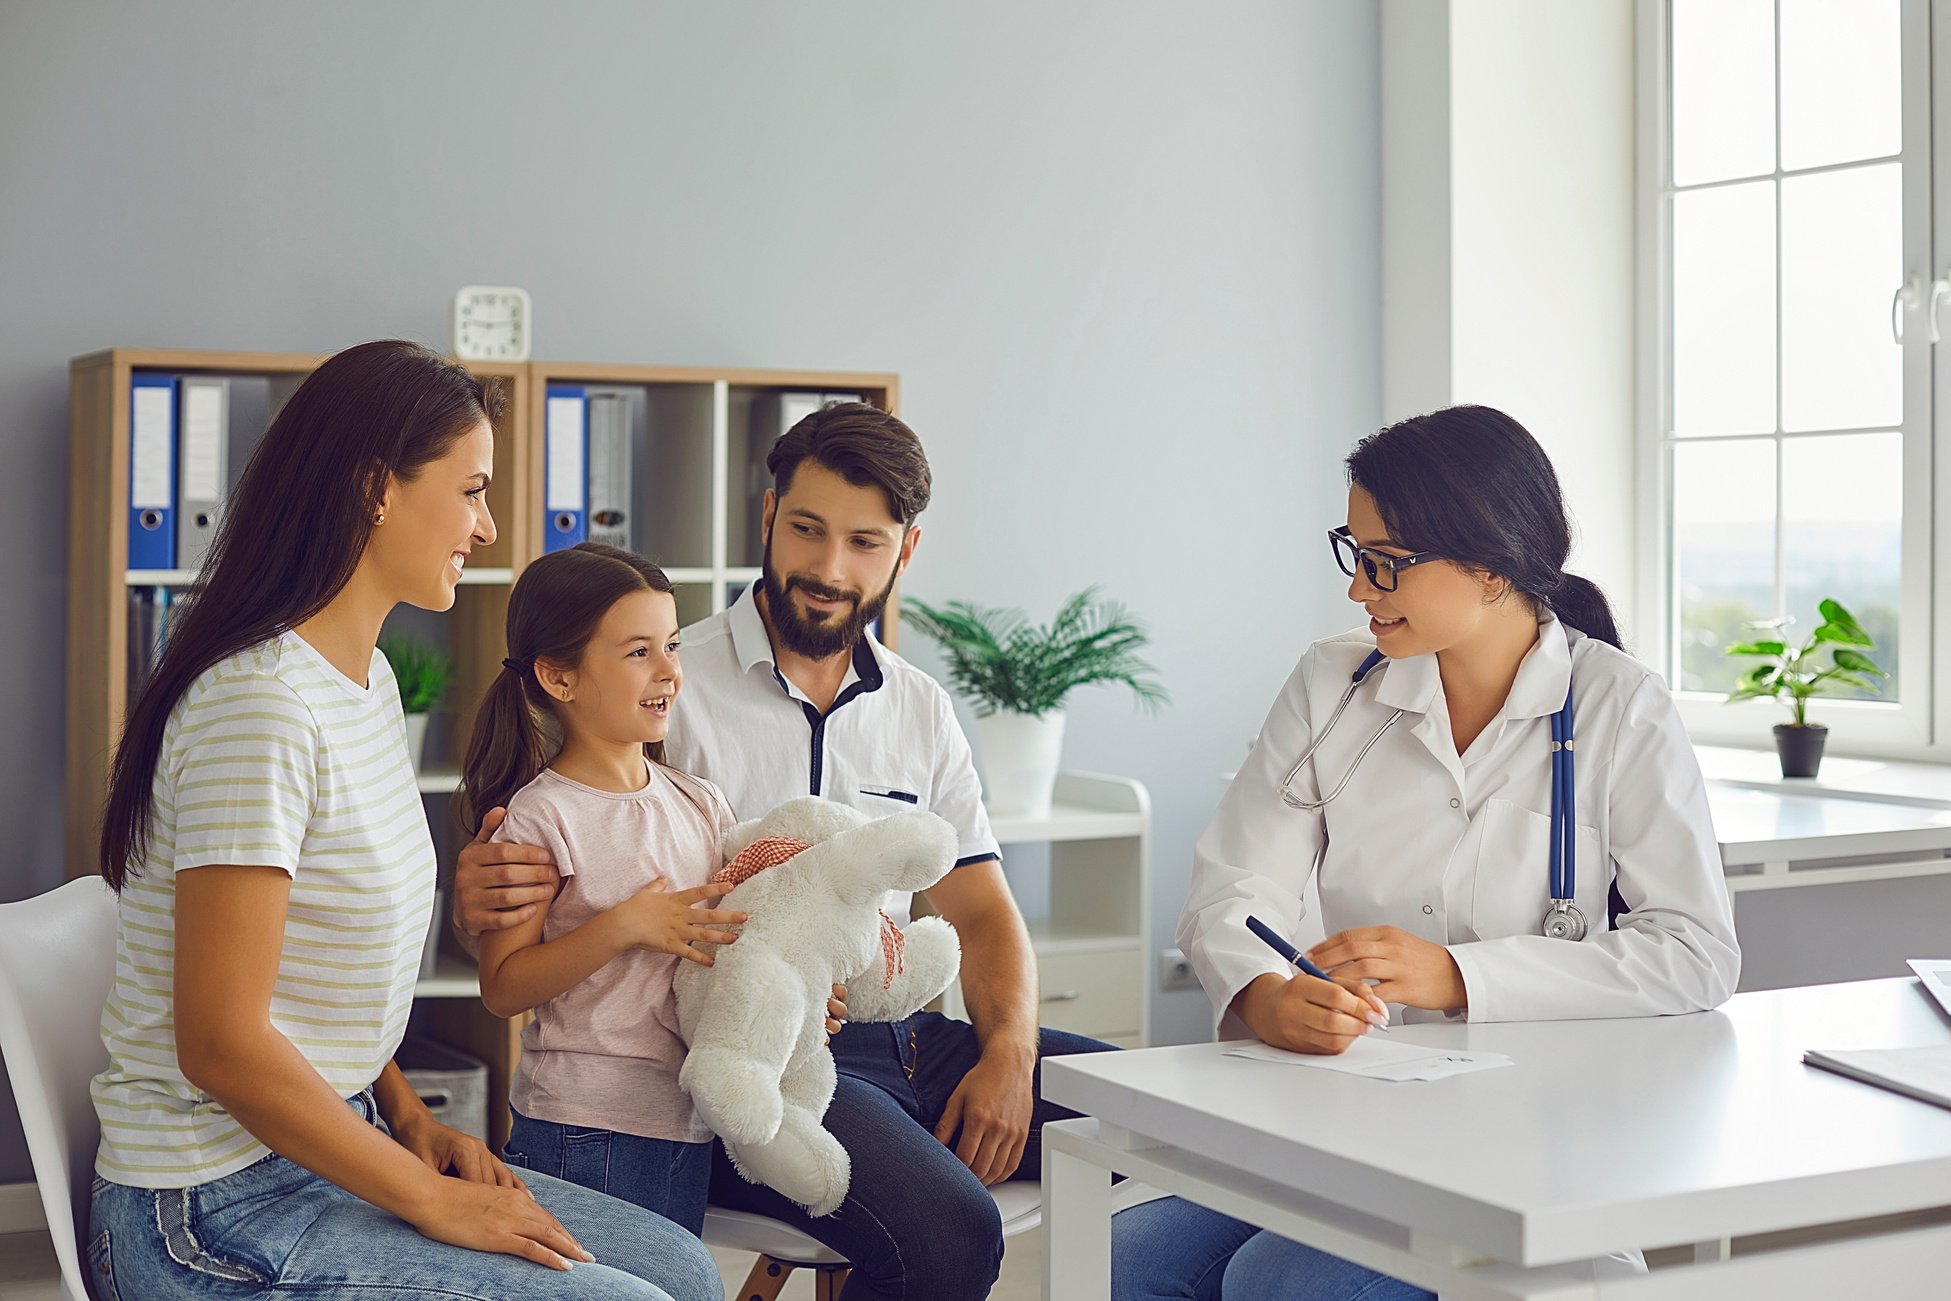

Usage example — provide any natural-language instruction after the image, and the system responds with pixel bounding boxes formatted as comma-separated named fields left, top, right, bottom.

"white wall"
left=0, top=1, right=1382, bottom=1182
left=1382, top=0, right=1639, bottom=644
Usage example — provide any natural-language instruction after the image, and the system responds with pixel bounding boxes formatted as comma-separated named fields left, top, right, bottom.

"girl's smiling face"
left=547, top=588, right=683, bottom=747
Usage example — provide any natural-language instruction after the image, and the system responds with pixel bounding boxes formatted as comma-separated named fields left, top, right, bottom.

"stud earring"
left=373, top=512, right=385, bottom=525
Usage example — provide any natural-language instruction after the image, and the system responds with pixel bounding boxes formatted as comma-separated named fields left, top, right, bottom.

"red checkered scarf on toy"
left=713, top=836, right=907, bottom=989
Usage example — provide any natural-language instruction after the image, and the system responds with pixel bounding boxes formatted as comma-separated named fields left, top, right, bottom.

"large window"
left=1645, top=0, right=1934, bottom=750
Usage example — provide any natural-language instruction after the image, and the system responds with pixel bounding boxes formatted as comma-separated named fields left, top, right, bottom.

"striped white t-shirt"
left=93, top=630, right=435, bottom=1187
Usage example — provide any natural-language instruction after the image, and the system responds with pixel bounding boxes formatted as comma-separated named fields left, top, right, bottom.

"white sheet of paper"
left=1223, top=1037, right=1513, bottom=1082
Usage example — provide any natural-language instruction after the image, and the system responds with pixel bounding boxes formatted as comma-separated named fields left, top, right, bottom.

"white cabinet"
left=943, top=772, right=1152, bottom=1048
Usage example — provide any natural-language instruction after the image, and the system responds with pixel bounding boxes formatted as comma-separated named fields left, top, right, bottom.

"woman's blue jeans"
left=85, top=1090, right=721, bottom=1301
left=502, top=1108, right=713, bottom=1237
left=1113, top=1196, right=1433, bottom=1301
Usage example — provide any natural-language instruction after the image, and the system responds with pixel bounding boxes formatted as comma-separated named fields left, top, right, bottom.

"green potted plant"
left=379, top=635, right=455, bottom=773
left=1723, top=598, right=1887, bottom=779
left=902, top=586, right=1167, bottom=817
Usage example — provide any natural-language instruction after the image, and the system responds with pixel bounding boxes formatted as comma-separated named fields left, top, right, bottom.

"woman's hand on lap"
left=393, top=1113, right=523, bottom=1189
left=405, top=1179, right=593, bottom=1272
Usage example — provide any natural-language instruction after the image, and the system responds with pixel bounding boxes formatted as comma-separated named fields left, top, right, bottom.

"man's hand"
left=931, top=1048, right=1035, bottom=1185
left=1308, top=925, right=1467, bottom=1013
left=392, top=1111, right=524, bottom=1190
left=453, top=808, right=560, bottom=942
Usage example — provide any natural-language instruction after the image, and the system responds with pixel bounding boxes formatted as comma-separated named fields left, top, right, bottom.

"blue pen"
left=1245, top=914, right=1389, bottom=1031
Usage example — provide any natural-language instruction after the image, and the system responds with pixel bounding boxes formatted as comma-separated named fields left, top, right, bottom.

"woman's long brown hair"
left=454, top=543, right=674, bottom=834
left=99, top=341, right=503, bottom=890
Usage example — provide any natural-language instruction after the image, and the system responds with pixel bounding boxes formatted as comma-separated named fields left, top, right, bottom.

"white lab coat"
left=1181, top=614, right=1740, bottom=1035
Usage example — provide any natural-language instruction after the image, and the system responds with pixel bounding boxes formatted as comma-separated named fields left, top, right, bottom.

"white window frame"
left=1636, top=0, right=1938, bottom=758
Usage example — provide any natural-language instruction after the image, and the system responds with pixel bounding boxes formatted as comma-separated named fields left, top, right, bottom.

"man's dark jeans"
left=708, top=1011, right=1118, bottom=1300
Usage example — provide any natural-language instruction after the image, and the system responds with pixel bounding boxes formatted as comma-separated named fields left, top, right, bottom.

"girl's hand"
left=1308, top=925, right=1467, bottom=1013
left=616, top=881, right=746, bottom=965
left=393, top=1112, right=524, bottom=1189
left=826, top=983, right=847, bottom=1039
left=1235, top=970, right=1384, bottom=1056
left=404, top=1179, right=593, bottom=1272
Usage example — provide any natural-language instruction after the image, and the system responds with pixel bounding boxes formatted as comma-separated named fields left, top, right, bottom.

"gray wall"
left=0, top=2, right=1382, bottom=1184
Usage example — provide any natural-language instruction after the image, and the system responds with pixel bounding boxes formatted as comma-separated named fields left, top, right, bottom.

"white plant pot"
left=974, top=710, right=1065, bottom=819
left=403, top=713, right=431, bottom=773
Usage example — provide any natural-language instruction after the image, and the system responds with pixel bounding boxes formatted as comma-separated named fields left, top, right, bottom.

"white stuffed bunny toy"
left=673, top=796, right=962, bottom=1217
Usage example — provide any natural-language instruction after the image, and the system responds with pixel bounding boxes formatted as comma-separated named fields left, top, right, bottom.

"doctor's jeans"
left=707, top=1010, right=1117, bottom=1301
left=1113, top=1197, right=1432, bottom=1301
left=85, top=1088, right=721, bottom=1301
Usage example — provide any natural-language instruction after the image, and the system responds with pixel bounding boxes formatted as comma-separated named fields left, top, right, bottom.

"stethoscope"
left=1277, top=649, right=1588, bottom=941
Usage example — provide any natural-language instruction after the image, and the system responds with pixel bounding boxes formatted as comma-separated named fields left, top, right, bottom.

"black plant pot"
left=1774, top=723, right=1828, bottom=779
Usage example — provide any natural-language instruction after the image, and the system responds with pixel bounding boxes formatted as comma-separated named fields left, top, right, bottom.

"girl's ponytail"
left=454, top=662, right=551, bottom=836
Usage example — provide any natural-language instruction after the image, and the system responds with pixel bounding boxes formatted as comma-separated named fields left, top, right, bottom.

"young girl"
left=1113, top=405, right=1740, bottom=1301
left=459, top=542, right=750, bottom=1237
left=88, top=341, right=719, bottom=1301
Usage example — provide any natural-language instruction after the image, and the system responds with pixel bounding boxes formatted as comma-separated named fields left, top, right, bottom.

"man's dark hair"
left=766, top=401, right=932, bottom=526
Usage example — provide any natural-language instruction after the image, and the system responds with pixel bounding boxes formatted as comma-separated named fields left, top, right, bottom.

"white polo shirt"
left=666, top=583, right=1000, bottom=878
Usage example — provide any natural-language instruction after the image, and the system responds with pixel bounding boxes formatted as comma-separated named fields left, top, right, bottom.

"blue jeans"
left=707, top=1010, right=1117, bottom=1301
left=502, top=1108, right=713, bottom=1237
left=1113, top=1197, right=1433, bottom=1301
left=85, top=1089, right=720, bottom=1301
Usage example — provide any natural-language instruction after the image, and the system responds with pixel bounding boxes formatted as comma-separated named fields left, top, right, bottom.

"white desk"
left=1042, top=978, right=1951, bottom=1298
left=1706, top=783, right=1951, bottom=893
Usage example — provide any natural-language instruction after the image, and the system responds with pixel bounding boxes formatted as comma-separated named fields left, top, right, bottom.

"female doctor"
left=1112, top=406, right=1740, bottom=1301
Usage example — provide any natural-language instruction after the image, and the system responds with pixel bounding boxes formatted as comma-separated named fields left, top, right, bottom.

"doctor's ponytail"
left=1346, top=406, right=1624, bottom=652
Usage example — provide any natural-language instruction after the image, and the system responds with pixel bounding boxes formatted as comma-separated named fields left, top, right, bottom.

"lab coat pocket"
left=1471, top=799, right=1606, bottom=941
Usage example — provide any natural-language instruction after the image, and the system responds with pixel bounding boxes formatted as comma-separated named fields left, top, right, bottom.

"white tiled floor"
left=0, top=1227, right=1044, bottom=1300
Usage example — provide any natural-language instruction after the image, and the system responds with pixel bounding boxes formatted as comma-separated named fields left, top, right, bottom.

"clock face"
left=453, top=286, right=531, bottom=361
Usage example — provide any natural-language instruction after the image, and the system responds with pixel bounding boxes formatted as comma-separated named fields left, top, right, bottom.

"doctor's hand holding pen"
left=1235, top=915, right=1394, bottom=1055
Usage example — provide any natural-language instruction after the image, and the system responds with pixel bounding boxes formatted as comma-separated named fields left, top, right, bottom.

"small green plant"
left=901, top=587, right=1168, bottom=719
left=1723, top=597, right=1887, bottom=726
left=379, top=635, right=454, bottom=715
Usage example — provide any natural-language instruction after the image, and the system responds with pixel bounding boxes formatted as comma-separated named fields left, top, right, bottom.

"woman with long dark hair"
left=87, top=341, right=718, bottom=1301
left=1114, top=406, right=1739, bottom=1300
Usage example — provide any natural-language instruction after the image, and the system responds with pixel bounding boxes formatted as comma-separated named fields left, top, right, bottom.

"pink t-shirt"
left=494, top=762, right=733, bottom=1143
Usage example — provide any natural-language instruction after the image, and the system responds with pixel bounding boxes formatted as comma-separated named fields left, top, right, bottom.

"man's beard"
left=761, top=532, right=898, bottom=661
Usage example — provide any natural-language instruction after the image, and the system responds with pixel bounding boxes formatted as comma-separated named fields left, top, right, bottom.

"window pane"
left=1670, top=0, right=1774, bottom=186
left=1781, top=163, right=1902, bottom=432
left=1672, top=182, right=1776, bottom=435
left=1782, top=433, right=1900, bottom=703
left=1673, top=440, right=1777, bottom=693
left=1780, top=0, right=1901, bottom=171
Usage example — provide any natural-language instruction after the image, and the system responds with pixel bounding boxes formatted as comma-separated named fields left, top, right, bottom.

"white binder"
left=586, top=392, right=633, bottom=553
left=175, top=377, right=229, bottom=570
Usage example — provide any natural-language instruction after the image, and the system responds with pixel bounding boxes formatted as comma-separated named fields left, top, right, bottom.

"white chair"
left=0, top=876, right=119, bottom=1301
left=703, top=1181, right=1042, bottom=1301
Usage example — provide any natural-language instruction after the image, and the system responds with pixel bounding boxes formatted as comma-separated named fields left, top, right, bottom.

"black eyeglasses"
left=1329, top=526, right=1443, bottom=593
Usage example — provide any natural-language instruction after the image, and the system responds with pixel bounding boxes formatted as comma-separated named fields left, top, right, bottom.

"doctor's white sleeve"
left=1178, top=652, right=1328, bottom=1038
left=1447, top=674, right=1741, bottom=1022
